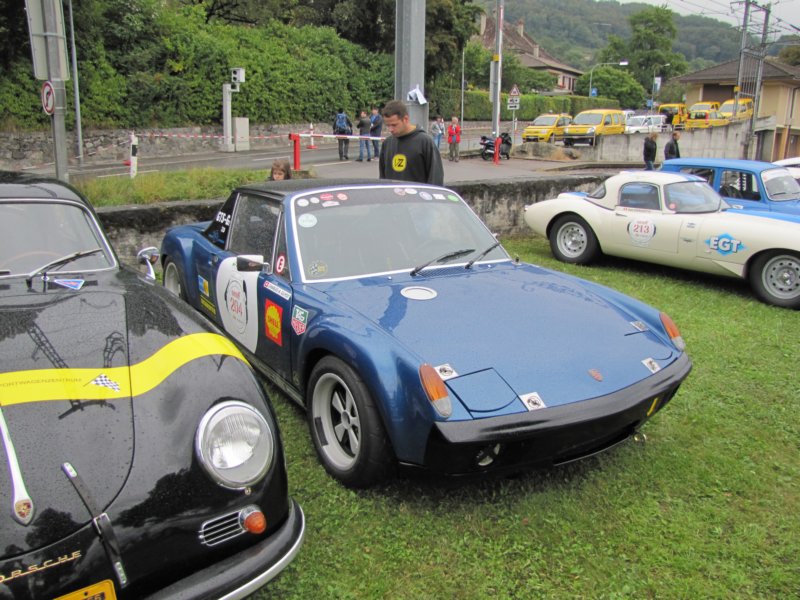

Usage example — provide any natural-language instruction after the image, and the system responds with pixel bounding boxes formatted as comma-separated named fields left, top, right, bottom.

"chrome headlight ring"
left=195, top=400, right=275, bottom=490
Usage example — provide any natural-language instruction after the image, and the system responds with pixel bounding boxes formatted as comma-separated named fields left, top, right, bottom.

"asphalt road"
left=60, top=138, right=626, bottom=185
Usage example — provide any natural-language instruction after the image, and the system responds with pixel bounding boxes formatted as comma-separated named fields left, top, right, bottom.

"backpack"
left=334, top=113, right=349, bottom=134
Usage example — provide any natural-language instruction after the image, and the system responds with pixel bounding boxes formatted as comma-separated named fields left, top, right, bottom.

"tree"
left=575, top=66, right=647, bottom=109
left=778, top=44, right=800, bottom=66
left=595, top=6, right=688, bottom=93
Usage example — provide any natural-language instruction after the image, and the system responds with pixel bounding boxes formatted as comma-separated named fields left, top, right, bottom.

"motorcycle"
left=479, top=132, right=513, bottom=160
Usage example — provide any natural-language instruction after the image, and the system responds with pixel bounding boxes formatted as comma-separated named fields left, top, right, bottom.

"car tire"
left=163, top=258, right=188, bottom=301
left=307, top=356, right=393, bottom=488
left=549, top=214, right=600, bottom=264
left=749, top=251, right=800, bottom=309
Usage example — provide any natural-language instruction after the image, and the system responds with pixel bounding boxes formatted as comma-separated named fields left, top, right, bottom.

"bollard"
left=288, top=133, right=301, bottom=171
left=307, top=123, right=317, bottom=149
left=129, top=131, right=138, bottom=178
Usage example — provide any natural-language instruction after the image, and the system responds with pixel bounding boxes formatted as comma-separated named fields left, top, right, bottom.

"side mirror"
left=137, top=247, right=159, bottom=281
left=236, top=254, right=270, bottom=274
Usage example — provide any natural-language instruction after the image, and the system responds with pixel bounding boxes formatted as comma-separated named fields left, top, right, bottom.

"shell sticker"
left=264, top=300, right=283, bottom=346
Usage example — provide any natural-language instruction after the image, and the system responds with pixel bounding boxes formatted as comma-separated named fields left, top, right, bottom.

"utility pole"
left=25, top=0, right=70, bottom=181
left=490, top=0, right=504, bottom=137
left=735, top=0, right=772, bottom=159
left=395, top=0, right=428, bottom=130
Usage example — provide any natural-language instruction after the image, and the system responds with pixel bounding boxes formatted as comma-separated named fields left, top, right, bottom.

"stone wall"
left=97, top=175, right=607, bottom=269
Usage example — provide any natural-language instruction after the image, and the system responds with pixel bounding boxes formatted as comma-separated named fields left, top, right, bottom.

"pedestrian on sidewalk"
left=356, top=110, right=372, bottom=162
left=447, top=116, right=461, bottom=162
left=664, top=131, right=681, bottom=160
left=370, top=106, right=383, bottom=156
left=431, top=115, right=445, bottom=151
left=333, top=108, right=353, bottom=160
left=643, top=133, right=657, bottom=170
left=269, top=158, right=292, bottom=180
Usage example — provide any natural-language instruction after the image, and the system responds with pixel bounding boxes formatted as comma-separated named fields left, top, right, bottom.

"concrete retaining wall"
left=96, top=174, right=606, bottom=269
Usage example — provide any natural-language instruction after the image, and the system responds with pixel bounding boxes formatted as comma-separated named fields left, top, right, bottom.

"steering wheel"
left=720, top=185, right=742, bottom=199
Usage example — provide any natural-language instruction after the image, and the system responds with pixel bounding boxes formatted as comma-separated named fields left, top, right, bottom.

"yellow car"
left=658, top=103, right=689, bottom=129
left=719, top=97, right=754, bottom=121
left=685, top=110, right=730, bottom=129
left=562, top=109, right=626, bottom=146
left=688, top=101, right=720, bottom=113
left=522, top=113, right=572, bottom=143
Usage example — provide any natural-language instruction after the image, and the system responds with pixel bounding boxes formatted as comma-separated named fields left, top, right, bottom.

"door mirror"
left=237, top=254, right=270, bottom=274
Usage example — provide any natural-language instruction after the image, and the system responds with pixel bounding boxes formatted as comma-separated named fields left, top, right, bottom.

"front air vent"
left=199, top=510, right=245, bottom=546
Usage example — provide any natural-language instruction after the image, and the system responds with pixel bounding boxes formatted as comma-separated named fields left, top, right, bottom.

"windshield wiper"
left=768, top=191, right=800, bottom=199
left=465, top=241, right=501, bottom=269
left=26, top=248, right=104, bottom=288
left=410, top=248, right=474, bottom=277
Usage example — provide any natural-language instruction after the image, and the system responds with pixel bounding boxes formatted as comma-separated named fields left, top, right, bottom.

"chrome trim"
left=0, top=407, right=34, bottom=525
left=199, top=508, right=247, bottom=546
left=217, top=503, right=306, bottom=600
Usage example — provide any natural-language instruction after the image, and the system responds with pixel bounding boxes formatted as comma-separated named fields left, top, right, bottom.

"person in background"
left=370, top=106, right=383, bottom=157
left=356, top=110, right=373, bottom=162
left=269, top=158, right=292, bottom=180
left=664, top=131, right=681, bottom=160
left=333, top=108, right=353, bottom=160
left=447, top=116, right=462, bottom=162
left=430, top=115, right=445, bottom=151
left=643, top=133, right=657, bottom=170
left=378, top=99, right=444, bottom=185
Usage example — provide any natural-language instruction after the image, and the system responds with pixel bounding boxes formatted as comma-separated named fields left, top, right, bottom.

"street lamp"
left=587, top=60, right=628, bottom=99
left=651, top=63, right=670, bottom=112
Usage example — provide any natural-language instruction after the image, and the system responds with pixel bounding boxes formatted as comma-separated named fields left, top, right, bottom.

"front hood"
left=324, top=263, right=679, bottom=413
left=0, top=280, right=133, bottom=556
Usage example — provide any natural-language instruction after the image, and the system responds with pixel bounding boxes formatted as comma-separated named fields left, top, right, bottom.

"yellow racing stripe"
left=0, top=333, right=247, bottom=407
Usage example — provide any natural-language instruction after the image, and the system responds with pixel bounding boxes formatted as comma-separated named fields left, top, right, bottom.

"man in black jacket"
left=378, top=100, right=444, bottom=185
left=643, top=133, right=657, bottom=170
left=664, top=131, right=681, bottom=160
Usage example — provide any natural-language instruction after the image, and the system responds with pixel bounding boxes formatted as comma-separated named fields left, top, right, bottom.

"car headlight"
left=587, top=127, right=596, bottom=134
left=195, top=400, right=274, bottom=489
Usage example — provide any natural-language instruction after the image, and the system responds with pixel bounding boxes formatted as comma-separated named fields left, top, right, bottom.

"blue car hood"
left=321, top=263, right=678, bottom=411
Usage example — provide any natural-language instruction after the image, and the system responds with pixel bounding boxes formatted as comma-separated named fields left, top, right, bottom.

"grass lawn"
left=257, top=234, right=799, bottom=599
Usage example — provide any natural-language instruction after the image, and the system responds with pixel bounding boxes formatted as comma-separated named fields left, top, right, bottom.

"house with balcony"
left=676, top=58, right=800, bottom=160
left=477, top=14, right=583, bottom=94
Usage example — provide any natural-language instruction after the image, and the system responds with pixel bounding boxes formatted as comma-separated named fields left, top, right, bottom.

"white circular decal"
left=298, top=214, right=317, bottom=228
left=628, top=218, right=656, bottom=245
left=297, top=199, right=309, bottom=207
left=224, top=279, right=248, bottom=334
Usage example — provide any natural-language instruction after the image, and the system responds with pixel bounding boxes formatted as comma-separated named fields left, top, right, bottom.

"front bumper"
left=424, top=353, right=691, bottom=474
left=146, top=500, right=305, bottom=600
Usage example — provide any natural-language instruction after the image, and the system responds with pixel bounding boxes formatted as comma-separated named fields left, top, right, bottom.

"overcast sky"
left=616, top=0, right=798, bottom=38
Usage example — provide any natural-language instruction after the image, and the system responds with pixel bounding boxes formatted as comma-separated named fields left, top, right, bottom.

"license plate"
left=55, top=580, right=116, bottom=600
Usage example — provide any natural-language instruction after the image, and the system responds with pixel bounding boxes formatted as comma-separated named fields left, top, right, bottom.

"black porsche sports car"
left=0, top=172, right=304, bottom=599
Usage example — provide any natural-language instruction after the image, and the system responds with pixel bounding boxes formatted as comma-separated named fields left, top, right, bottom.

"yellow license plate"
left=55, top=580, right=116, bottom=600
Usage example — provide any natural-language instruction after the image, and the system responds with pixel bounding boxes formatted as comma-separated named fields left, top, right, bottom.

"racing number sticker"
left=628, top=218, right=656, bottom=245
left=392, top=154, right=408, bottom=173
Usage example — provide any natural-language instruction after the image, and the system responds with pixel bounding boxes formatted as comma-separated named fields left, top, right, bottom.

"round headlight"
left=195, top=400, right=274, bottom=489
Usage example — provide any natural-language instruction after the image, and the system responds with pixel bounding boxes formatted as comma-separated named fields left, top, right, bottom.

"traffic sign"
left=41, top=81, right=55, bottom=115
left=509, top=84, right=521, bottom=97
left=507, top=96, right=520, bottom=111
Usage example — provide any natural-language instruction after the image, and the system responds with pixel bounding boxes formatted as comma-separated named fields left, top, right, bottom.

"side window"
left=619, top=183, right=660, bottom=210
left=204, top=195, right=237, bottom=249
left=604, top=115, right=612, bottom=125
left=228, top=194, right=281, bottom=256
left=720, top=170, right=760, bottom=201
left=273, top=214, right=291, bottom=281
left=679, top=167, right=714, bottom=185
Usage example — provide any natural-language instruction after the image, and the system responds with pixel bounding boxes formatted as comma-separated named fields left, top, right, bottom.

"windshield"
left=0, top=201, right=115, bottom=277
left=627, top=117, right=646, bottom=126
left=532, top=115, right=557, bottom=126
left=663, top=181, right=722, bottom=213
left=573, top=113, right=603, bottom=125
left=762, top=168, right=800, bottom=201
left=292, top=187, right=509, bottom=281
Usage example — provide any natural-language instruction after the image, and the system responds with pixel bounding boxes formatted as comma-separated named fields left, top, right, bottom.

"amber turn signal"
left=241, top=507, right=267, bottom=534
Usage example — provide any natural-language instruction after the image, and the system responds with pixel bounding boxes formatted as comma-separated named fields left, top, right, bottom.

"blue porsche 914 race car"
left=161, top=180, right=692, bottom=488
